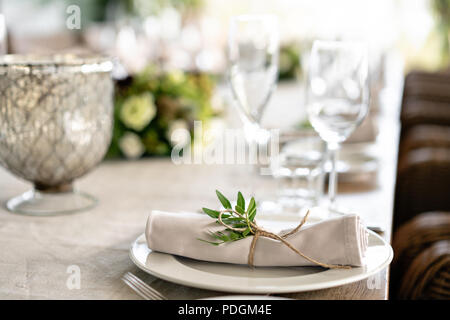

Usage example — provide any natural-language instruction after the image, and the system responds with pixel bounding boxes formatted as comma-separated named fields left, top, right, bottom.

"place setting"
left=130, top=191, right=392, bottom=295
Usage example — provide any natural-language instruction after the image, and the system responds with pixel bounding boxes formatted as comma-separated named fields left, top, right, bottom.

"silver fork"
left=122, top=272, right=168, bottom=300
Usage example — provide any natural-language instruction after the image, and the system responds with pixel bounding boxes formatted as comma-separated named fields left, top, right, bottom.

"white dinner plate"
left=129, top=229, right=393, bottom=294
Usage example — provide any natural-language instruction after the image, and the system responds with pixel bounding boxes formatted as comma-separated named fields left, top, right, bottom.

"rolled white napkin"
left=145, top=210, right=368, bottom=267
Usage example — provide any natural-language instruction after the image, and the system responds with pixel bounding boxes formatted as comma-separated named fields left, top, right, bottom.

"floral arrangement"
left=107, top=65, right=222, bottom=159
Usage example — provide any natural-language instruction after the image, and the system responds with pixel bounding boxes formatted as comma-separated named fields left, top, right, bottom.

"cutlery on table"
left=122, top=272, right=167, bottom=300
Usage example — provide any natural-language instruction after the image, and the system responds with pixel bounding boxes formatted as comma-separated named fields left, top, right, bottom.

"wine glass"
left=307, top=40, right=369, bottom=212
left=227, top=14, right=279, bottom=146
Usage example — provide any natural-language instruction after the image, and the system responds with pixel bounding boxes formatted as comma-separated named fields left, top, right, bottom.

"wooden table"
left=0, top=62, right=403, bottom=300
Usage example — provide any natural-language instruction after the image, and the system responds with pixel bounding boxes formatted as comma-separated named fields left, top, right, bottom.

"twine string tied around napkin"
left=217, top=209, right=351, bottom=269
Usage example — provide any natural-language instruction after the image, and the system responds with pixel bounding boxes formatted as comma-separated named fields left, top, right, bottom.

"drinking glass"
left=307, top=40, right=369, bottom=211
left=271, top=134, right=326, bottom=210
left=227, top=14, right=279, bottom=146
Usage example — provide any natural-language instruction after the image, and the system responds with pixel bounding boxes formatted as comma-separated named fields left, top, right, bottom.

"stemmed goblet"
left=307, top=40, right=369, bottom=212
left=228, top=14, right=279, bottom=149
left=0, top=54, right=114, bottom=216
left=227, top=14, right=279, bottom=200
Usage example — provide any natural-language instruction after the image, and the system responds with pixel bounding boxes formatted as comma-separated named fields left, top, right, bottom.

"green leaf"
left=243, top=228, right=251, bottom=236
left=216, top=190, right=232, bottom=209
left=212, top=231, right=229, bottom=242
left=230, top=232, right=240, bottom=240
left=235, top=205, right=245, bottom=215
left=221, top=217, right=242, bottom=223
left=247, top=197, right=256, bottom=212
left=249, top=208, right=257, bottom=222
left=237, top=192, right=245, bottom=210
left=202, top=207, right=220, bottom=219
left=247, top=197, right=257, bottom=221
left=230, top=223, right=248, bottom=229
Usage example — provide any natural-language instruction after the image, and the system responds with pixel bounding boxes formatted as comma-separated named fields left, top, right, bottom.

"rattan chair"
left=403, top=82, right=450, bottom=103
left=405, top=70, right=450, bottom=85
left=394, top=148, right=450, bottom=229
left=391, top=212, right=450, bottom=299
left=400, top=99, right=450, bottom=135
left=400, top=71, right=450, bottom=135
left=399, top=125, right=450, bottom=158
left=398, top=240, right=450, bottom=299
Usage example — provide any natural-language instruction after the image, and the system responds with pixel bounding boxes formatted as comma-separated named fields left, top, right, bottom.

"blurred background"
left=2, top=0, right=449, bottom=159
left=3, top=0, right=450, bottom=72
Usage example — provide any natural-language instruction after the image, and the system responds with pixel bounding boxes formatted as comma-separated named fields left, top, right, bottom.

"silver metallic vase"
left=0, top=54, right=114, bottom=215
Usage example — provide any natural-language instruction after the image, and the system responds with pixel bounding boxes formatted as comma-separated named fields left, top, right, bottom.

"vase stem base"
left=6, top=188, right=97, bottom=216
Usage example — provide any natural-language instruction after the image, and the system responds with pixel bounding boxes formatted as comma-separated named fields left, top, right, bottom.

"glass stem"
left=327, top=142, right=340, bottom=209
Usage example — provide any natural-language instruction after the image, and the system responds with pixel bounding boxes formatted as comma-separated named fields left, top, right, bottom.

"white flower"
left=119, top=132, right=145, bottom=159
left=120, top=92, right=156, bottom=131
